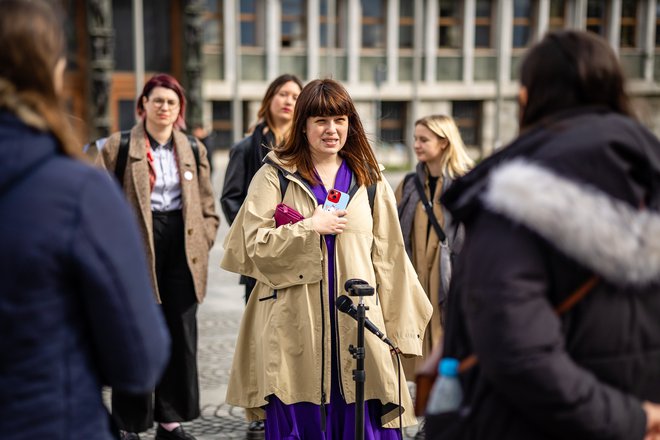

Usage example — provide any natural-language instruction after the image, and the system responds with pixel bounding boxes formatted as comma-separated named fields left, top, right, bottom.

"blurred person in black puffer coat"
left=430, top=30, right=660, bottom=440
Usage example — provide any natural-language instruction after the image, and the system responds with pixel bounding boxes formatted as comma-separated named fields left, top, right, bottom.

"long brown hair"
left=276, top=79, right=381, bottom=186
left=0, top=0, right=81, bottom=158
left=256, top=73, right=303, bottom=144
left=519, top=30, right=633, bottom=129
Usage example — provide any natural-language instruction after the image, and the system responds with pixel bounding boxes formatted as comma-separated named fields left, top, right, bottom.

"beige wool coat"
left=221, top=152, right=432, bottom=428
left=97, top=123, right=219, bottom=303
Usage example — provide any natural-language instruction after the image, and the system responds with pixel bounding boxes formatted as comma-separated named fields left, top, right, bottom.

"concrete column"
left=224, top=0, right=242, bottom=142
left=347, top=0, right=361, bottom=84
left=609, top=0, right=622, bottom=54
left=537, top=0, right=550, bottom=40
left=424, top=0, right=438, bottom=83
left=308, top=0, right=321, bottom=79
left=571, top=0, right=588, bottom=29
left=643, top=0, right=657, bottom=81
left=266, top=0, right=280, bottom=80
left=387, top=0, right=398, bottom=83
left=463, top=0, right=475, bottom=83
left=86, top=0, right=114, bottom=138
left=499, top=0, right=513, bottom=83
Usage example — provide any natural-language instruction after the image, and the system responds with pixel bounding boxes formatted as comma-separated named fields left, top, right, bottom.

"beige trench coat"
left=395, top=169, right=445, bottom=377
left=221, top=153, right=432, bottom=428
left=97, top=123, right=219, bottom=303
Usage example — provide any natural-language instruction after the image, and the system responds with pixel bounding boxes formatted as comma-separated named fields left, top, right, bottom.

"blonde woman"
left=395, top=114, right=473, bottom=375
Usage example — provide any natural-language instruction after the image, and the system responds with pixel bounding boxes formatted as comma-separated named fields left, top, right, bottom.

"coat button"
left=187, top=228, right=193, bottom=235
left=299, top=274, right=303, bottom=279
left=192, top=257, right=198, bottom=264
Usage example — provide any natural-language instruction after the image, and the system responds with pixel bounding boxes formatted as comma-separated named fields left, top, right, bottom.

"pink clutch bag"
left=274, top=203, right=305, bottom=227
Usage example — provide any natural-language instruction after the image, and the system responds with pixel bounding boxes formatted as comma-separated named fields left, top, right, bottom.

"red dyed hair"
left=136, top=73, right=187, bottom=130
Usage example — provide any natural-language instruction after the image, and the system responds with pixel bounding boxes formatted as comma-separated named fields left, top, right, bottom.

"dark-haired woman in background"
left=221, top=74, right=303, bottom=305
left=433, top=30, right=660, bottom=440
left=98, top=74, right=219, bottom=440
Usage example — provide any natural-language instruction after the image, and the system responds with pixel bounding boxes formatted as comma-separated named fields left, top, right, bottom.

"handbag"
left=274, top=203, right=304, bottom=227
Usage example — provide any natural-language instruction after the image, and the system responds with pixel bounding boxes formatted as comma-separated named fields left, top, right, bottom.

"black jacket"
left=220, top=122, right=274, bottom=224
left=433, top=107, right=660, bottom=440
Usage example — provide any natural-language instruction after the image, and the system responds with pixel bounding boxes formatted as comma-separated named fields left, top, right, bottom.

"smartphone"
left=323, top=189, right=350, bottom=212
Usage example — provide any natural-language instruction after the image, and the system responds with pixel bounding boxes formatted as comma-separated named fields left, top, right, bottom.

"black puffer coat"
left=433, top=107, right=660, bottom=440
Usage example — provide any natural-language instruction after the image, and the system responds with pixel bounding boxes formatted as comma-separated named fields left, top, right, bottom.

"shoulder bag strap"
left=412, top=174, right=447, bottom=242
left=114, top=131, right=131, bottom=188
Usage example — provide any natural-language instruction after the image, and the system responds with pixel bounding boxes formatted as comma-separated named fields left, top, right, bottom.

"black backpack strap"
left=187, top=134, right=201, bottom=177
left=114, top=131, right=131, bottom=188
left=412, top=174, right=447, bottom=242
left=367, top=183, right=376, bottom=214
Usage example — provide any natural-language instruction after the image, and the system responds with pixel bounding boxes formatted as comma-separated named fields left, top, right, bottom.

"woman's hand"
left=311, top=205, right=348, bottom=235
left=644, top=401, right=660, bottom=440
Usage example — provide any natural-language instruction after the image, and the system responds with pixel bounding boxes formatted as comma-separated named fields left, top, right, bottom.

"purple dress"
left=264, top=161, right=401, bottom=440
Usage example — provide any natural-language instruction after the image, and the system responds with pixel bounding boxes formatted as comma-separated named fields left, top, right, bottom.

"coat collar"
left=484, top=159, right=660, bottom=286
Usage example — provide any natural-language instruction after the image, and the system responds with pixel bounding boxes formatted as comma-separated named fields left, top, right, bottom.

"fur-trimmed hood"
left=483, top=160, right=660, bottom=286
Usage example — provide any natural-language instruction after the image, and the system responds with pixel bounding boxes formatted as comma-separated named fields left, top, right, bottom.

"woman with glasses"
left=97, top=73, right=219, bottom=440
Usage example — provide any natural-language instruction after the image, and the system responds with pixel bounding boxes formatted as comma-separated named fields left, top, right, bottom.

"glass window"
left=240, top=0, right=259, bottom=47
left=438, top=0, right=462, bottom=49
left=620, top=0, right=638, bottom=48
left=452, top=101, right=481, bottom=147
left=399, top=1, right=414, bottom=49
left=513, top=0, right=534, bottom=48
left=113, top=0, right=135, bottom=70
left=362, top=0, right=385, bottom=49
left=282, top=0, right=306, bottom=48
left=380, top=101, right=407, bottom=145
left=319, top=0, right=342, bottom=48
left=656, top=3, right=660, bottom=46
left=212, top=101, right=233, bottom=150
left=143, top=0, right=172, bottom=72
left=586, top=0, right=607, bottom=37
left=474, top=0, right=492, bottom=48
left=202, top=0, right=223, bottom=47
left=549, top=0, right=566, bottom=31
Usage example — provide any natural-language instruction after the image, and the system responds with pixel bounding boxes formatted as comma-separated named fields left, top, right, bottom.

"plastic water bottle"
left=425, top=357, right=463, bottom=414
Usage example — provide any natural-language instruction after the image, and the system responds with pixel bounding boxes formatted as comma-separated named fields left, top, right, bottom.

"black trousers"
left=112, top=210, right=200, bottom=432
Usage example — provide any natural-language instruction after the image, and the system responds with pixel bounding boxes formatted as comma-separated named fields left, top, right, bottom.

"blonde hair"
left=415, top=114, right=473, bottom=179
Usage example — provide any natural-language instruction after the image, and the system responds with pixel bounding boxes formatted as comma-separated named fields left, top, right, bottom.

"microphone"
left=336, top=295, right=395, bottom=348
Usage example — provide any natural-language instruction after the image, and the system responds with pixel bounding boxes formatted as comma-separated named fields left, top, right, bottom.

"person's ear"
left=518, top=86, right=528, bottom=108
left=53, top=57, right=66, bottom=95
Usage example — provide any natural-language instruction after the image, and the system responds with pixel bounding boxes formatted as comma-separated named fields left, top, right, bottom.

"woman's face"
left=142, top=86, right=181, bottom=129
left=413, top=123, right=447, bottom=164
left=269, top=81, right=301, bottom=126
left=305, top=114, right=349, bottom=160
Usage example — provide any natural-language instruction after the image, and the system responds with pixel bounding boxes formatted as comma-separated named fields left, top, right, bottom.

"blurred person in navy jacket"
left=0, top=1, right=170, bottom=439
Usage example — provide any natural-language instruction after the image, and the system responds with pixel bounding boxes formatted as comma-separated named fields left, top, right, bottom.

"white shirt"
left=149, top=135, right=183, bottom=212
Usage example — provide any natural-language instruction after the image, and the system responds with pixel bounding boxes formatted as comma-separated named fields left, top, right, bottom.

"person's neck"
left=145, top=122, right=173, bottom=145
left=313, top=154, right=342, bottom=187
left=426, top=159, right=444, bottom=178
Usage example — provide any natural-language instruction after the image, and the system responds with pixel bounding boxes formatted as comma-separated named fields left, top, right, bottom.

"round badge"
left=184, top=171, right=194, bottom=181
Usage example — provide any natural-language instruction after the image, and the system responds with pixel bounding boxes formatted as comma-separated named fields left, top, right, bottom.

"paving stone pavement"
left=129, top=151, right=420, bottom=440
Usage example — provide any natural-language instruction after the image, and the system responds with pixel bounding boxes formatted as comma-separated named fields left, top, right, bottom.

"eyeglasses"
left=150, top=97, right=180, bottom=108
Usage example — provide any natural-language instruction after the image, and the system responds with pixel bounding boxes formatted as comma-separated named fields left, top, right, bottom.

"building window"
left=513, top=0, right=535, bottom=48
left=452, top=101, right=481, bottom=148
left=362, top=0, right=385, bottom=49
left=212, top=101, right=233, bottom=150
left=586, top=0, right=607, bottom=37
left=656, top=2, right=660, bottom=46
left=399, top=1, right=414, bottom=49
left=549, top=0, right=566, bottom=31
left=438, top=0, right=462, bottom=49
left=282, top=0, right=305, bottom=48
left=380, top=101, right=407, bottom=145
left=474, top=0, right=493, bottom=48
left=620, top=0, right=638, bottom=48
left=202, top=0, right=223, bottom=48
left=240, top=0, right=263, bottom=47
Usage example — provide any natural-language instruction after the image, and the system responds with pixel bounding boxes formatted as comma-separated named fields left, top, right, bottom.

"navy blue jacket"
left=0, top=113, right=170, bottom=440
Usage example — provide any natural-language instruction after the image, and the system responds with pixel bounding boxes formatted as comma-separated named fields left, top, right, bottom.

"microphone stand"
left=347, top=284, right=374, bottom=440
